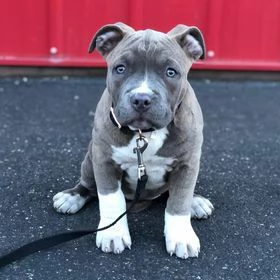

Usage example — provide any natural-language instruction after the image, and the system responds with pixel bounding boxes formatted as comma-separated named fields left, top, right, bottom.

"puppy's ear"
left=88, top=22, right=135, bottom=57
left=168, top=24, right=206, bottom=60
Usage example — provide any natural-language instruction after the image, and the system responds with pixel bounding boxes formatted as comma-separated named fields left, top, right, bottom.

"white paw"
left=191, top=195, right=214, bottom=219
left=96, top=217, right=131, bottom=254
left=97, top=187, right=131, bottom=254
left=164, top=211, right=200, bottom=259
left=53, top=192, right=87, bottom=214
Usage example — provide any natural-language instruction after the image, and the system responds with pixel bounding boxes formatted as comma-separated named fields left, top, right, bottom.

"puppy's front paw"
left=164, top=211, right=200, bottom=259
left=97, top=188, right=131, bottom=254
left=96, top=218, right=131, bottom=254
left=191, top=195, right=214, bottom=219
left=53, top=192, right=87, bottom=214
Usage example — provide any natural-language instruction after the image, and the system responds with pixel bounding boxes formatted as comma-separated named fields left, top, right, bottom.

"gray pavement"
left=0, top=76, right=279, bottom=280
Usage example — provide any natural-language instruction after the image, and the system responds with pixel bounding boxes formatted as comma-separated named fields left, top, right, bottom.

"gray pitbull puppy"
left=53, top=22, right=213, bottom=259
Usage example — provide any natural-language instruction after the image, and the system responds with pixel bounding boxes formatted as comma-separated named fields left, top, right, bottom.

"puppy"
left=53, top=22, right=213, bottom=259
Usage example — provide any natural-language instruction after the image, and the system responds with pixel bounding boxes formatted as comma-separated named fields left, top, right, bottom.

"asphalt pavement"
left=0, top=75, right=279, bottom=280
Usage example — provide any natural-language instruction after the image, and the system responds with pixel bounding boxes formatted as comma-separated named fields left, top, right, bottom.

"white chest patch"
left=112, top=127, right=175, bottom=189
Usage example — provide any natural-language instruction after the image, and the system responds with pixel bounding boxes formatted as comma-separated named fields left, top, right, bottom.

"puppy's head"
left=89, top=23, right=205, bottom=131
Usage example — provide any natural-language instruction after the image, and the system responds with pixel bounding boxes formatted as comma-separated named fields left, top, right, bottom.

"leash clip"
left=133, top=130, right=148, bottom=180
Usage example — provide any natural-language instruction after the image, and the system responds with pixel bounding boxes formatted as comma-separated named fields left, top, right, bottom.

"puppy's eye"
left=115, top=65, right=126, bottom=74
left=166, top=68, right=178, bottom=78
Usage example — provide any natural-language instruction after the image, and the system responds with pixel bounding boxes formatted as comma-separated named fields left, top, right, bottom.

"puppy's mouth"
left=122, top=111, right=171, bottom=131
left=110, top=107, right=157, bottom=131
left=127, top=117, right=153, bottom=131
left=112, top=105, right=171, bottom=131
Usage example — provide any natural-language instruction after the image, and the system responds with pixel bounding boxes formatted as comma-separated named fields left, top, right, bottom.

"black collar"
left=109, top=107, right=155, bottom=134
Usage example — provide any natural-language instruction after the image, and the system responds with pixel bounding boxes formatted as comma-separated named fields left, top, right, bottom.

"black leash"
left=0, top=132, right=149, bottom=269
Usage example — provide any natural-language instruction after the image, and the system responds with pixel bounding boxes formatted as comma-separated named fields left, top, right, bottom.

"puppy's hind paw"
left=53, top=192, right=87, bottom=214
left=191, top=194, right=214, bottom=219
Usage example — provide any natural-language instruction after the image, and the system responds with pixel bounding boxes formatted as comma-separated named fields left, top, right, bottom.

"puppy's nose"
left=131, top=93, right=152, bottom=112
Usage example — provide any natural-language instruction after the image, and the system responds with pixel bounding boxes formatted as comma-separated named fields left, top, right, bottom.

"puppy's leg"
left=92, top=147, right=131, bottom=254
left=164, top=160, right=201, bottom=259
left=191, top=194, right=214, bottom=219
left=53, top=143, right=97, bottom=214
left=96, top=185, right=131, bottom=254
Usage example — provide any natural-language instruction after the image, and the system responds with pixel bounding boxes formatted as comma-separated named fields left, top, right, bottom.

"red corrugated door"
left=0, top=0, right=280, bottom=70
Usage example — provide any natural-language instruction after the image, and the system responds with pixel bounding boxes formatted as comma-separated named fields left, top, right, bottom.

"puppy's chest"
left=111, top=128, right=175, bottom=188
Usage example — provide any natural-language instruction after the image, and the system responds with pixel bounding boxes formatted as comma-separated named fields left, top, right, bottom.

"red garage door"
left=0, top=0, right=280, bottom=70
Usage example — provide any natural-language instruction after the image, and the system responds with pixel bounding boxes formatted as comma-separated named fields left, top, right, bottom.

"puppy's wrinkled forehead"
left=108, top=29, right=177, bottom=60
left=133, top=30, right=169, bottom=54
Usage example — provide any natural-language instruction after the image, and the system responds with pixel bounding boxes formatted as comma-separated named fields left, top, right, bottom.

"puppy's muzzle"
left=131, top=93, right=152, bottom=112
